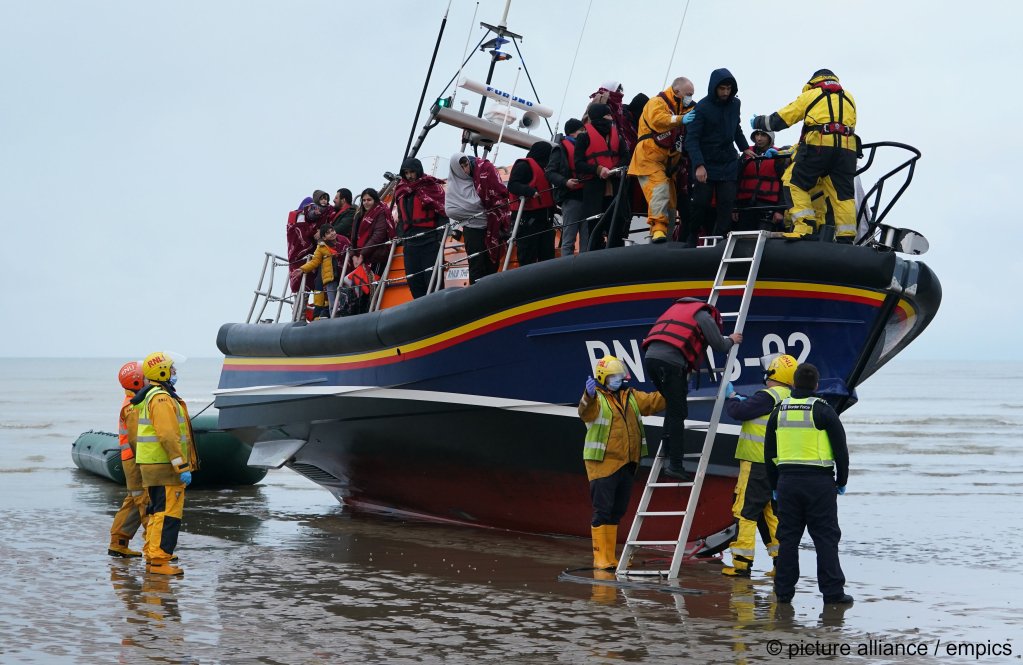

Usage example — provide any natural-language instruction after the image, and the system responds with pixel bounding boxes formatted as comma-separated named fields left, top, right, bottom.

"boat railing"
left=854, top=141, right=922, bottom=245
left=246, top=252, right=301, bottom=324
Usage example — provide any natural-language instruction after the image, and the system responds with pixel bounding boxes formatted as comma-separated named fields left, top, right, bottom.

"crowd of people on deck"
left=284, top=68, right=858, bottom=317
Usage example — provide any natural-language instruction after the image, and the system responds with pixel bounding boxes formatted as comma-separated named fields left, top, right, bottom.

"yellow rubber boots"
left=591, top=525, right=619, bottom=569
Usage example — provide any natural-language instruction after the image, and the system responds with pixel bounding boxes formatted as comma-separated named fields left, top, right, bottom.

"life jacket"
left=583, top=123, right=620, bottom=172
left=736, top=151, right=783, bottom=205
left=638, top=91, right=684, bottom=150
left=560, top=138, right=577, bottom=178
left=582, top=390, right=648, bottom=461
left=118, top=395, right=135, bottom=461
left=642, top=300, right=723, bottom=369
left=510, top=158, right=555, bottom=211
left=801, top=81, right=857, bottom=150
left=349, top=263, right=372, bottom=296
left=287, top=209, right=303, bottom=226
left=735, top=386, right=791, bottom=463
left=773, top=396, right=836, bottom=468
left=136, top=385, right=192, bottom=468
left=396, top=192, right=438, bottom=233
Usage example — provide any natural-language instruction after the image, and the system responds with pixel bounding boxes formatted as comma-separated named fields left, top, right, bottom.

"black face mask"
left=591, top=117, right=612, bottom=135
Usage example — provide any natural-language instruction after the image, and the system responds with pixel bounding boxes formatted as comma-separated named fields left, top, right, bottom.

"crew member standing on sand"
left=133, top=352, right=197, bottom=576
left=764, top=362, right=853, bottom=604
left=107, top=361, right=147, bottom=558
left=579, top=356, right=665, bottom=570
left=642, top=297, right=742, bottom=481
left=720, top=354, right=797, bottom=577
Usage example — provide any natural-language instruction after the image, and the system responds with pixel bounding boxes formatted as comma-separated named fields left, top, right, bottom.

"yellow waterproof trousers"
left=109, top=489, right=147, bottom=550
left=144, top=484, right=185, bottom=565
left=637, top=172, right=676, bottom=237
left=728, top=460, right=779, bottom=571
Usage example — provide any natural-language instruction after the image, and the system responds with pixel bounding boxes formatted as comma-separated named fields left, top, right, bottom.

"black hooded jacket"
left=508, top=142, right=553, bottom=199
left=684, top=68, right=750, bottom=181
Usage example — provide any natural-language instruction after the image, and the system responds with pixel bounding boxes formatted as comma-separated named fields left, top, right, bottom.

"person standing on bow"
left=546, top=119, right=587, bottom=255
left=394, top=157, right=447, bottom=298
left=750, top=69, right=859, bottom=241
left=579, top=356, right=665, bottom=570
left=107, top=361, right=147, bottom=559
left=721, top=354, right=798, bottom=577
left=685, top=68, right=754, bottom=238
left=133, top=352, right=197, bottom=577
left=507, top=141, right=556, bottom=265
left=628, top=76, right=695, bottom=244
left=575, top=103, right=631, bottom=250
left=764, top=362, right=853, bottom=605
left=444, top=153, right=511, bottom=285
left=733, top=129, right=787, bottom=232
left=642, top=297, right=742, bottom=481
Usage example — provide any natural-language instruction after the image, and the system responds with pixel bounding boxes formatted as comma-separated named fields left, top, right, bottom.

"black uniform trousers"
left=644, top=357, right=689, bottom=467
left=589, top=463, right=636, bottom=527
left=403, top=233, right=443, bottom=299
left=775, top=470, right=846, bottom=600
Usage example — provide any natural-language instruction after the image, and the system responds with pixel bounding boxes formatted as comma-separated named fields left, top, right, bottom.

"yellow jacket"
left=137, top=388, right=197, bottom=488
left=770, top=77, right=857, bottom=152
left=120, top=400, right=144, bottom=491
left=628, top=88, right=691, bottom=177
left=579, top=387, right=665, bottom=481
left=299, top=242, right=337, bottom=285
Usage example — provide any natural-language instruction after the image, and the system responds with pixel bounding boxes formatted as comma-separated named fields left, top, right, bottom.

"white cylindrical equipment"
left=458, top=78, right=554, bottom=117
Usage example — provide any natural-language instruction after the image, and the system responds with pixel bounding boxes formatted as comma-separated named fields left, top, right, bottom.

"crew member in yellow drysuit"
left=628, top=77, right=695, bottom=243
left=751, top=69, right=858, bottom=241
left=108, top=361, right=147, bottom=557
left=134, top=352, right=197, bottom=576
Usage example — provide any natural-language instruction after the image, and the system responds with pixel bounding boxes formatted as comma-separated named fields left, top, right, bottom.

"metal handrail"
left=854, top=141, right=922, bottom=245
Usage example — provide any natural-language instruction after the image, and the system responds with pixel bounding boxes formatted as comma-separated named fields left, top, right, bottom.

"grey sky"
left=0, top=0, right=1015, bottom=360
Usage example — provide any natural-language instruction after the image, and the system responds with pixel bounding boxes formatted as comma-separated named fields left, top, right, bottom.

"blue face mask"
left=168, top=375, right=178, bottom=387
left=606, top=375, right=624, bottom=391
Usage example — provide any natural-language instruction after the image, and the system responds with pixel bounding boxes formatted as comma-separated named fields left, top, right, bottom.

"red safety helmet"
left=118, top=361, right=144, bottom=392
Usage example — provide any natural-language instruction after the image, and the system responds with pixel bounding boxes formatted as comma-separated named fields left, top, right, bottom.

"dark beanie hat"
left=586, top=102, right=611, bottom=120
left=564, top=118, right=584, bottom=134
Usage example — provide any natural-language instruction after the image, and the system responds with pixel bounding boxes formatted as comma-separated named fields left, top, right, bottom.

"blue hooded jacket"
left=684, top=68, right=750, bottom=181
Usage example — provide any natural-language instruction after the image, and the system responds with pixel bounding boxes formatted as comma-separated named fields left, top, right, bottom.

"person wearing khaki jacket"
left=579, top=356, right=665, bottom=569
left=133, top=352, right=198, bottom=576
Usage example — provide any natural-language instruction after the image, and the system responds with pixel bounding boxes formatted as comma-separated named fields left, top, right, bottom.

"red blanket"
left=472, top=158, right=511, bottom=262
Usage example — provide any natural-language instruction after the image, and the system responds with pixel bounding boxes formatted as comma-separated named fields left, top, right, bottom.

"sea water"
left=0, top=358, right=1019, bottom=663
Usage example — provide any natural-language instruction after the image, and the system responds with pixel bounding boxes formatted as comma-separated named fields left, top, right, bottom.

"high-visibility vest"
left=582, top=123, right=620, bottom=172
left=509, top=158, right=555, bottom=211
left=136, top=386, right=191, bottom=465
left=735, top=385, right=791, bottom=463
left=642, top=300, right=723, bottom=369
left=117, top=394, right=136, bottom=461
left=582, top=390, right=648, bottom=461
left=773, top=396, right=835, bottom=468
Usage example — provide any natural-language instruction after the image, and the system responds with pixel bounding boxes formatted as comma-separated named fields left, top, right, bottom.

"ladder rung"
left=637, top=510, right=687, bottom=517
left=646, top=481, right=694, bottom=487
left=719, top=311, right=740, bottom=318
left=628, top=540, right=680, bottom=546
left=722, top=257, right=753, bottom=263
left=618, top=569, right=668, bottom=576
left=712, top=285, right=747, bottom=291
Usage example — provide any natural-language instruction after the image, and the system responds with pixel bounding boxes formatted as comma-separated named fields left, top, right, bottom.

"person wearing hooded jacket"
left=751, top=69, right=859, bottom=241
left=628, top=77, right=696, bottom=243
left=507, top=141, right=556, bottom=265
left=394, top=157, right=447, bottom=298
left=685, top=68, right=754, bottom=239
left=445, top=153, right=511, bottom=284
left=546, top=119, right=587, bottom=255
left=575, top=102, right=631, bottom=250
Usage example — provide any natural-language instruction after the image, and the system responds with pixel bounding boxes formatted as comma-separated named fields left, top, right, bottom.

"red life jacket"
left=118, top=396, right=134, bottom=461
left=560, top=138, right=577, bottom=178
left=583, top=123, right=620, bottom=172
left=349, top=264, right=372, bottom=295
left=287, top=209, right=301, bottom=226
left=736, top=151, right=782, bottom=205
left=510, top=158, right=555, bottom=211
left=642, top=300, right=723, bottom=368
left=396, top=193, right=438, bottom=233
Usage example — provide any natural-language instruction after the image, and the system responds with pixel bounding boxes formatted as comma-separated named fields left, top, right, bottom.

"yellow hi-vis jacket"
left=136, top=385, right=196, bottom=486
left=579, top=387, right=665, bottom=481
left=735, top=385, right=791, bottom=463
left=628, top=87, right=691, bottom=177
left=768, top=75, right=857, bottom=152
left=773, top=396, right=835, bottom=468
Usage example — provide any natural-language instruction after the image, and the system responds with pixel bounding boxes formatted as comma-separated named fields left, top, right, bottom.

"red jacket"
left=642, top=300, right=723, bottom=368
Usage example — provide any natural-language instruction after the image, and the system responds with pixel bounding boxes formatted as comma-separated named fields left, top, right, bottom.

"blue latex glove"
left=179, top=471, right=192, bottom=487
left=837, top=485, right=846, bottom=495
left=585, top=376, right=596, bottom=398
left=772, top=490, right=778, bottom=502
left=725, top=382, right=746, bottom=401
left=749, top=114, right=758, bottom=129
left=764, top=148, right=778, bottom=158
left=682, top=109, right=696, bottom=125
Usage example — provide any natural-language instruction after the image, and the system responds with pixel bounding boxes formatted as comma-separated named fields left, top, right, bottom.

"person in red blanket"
left=445, top=153, right=511, bottom=285
left=394, top=157, right=447, bottom=299
left=353, top=188, right=395, bottom=277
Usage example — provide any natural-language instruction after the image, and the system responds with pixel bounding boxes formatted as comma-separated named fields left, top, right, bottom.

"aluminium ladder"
left=617, top=230, right=770, bottom=579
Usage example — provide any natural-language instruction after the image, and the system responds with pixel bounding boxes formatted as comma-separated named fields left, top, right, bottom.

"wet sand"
left=1, top=359, right=1020, bottom=663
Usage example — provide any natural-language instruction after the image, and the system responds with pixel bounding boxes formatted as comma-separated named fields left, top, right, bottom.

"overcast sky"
left=0, top=0, right=1016, bottom=360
